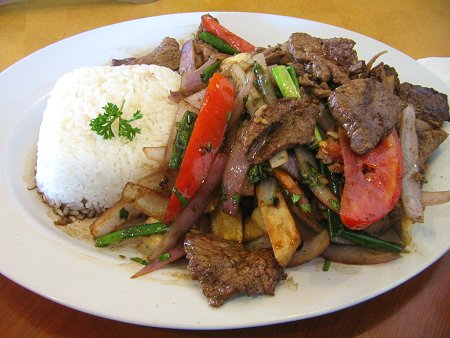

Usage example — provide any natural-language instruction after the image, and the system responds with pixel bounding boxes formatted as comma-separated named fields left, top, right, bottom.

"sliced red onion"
left=131, top=245, right=185, bottom=278
left=148, top=154, right=227, bottom=261
left=221, top=140, right=251, bottom=216
left=256, top=177, right=277, bottom=204
left=269, top=149, right=289, bottom=168
left=179, top=40, right=195, bottom=74
left=182, top=89, right=205, bottom=110
left=226, top=71, right=254, bottom=134
left=294, top=146, right=339, bottom=212
left=400, top=104, right=424, bottom=223
left=322, top=243, right=400, bottom=265
left=279, top=152, right=300, bottom=180
left=422, top=190, right=450, bottom=206
left=180, top=57, right=218, bottom=92
left=251, top=52, right=268, bottom=69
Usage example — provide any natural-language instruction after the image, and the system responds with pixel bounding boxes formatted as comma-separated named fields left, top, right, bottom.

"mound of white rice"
left=36, top=64, right=180, bottom=217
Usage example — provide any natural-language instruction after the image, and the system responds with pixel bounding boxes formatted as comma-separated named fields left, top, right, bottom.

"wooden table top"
left=1, top=1, right=449, bottom=337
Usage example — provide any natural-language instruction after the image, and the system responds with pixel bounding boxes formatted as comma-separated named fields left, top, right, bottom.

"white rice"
left=35, top=64, right=181, bottom=215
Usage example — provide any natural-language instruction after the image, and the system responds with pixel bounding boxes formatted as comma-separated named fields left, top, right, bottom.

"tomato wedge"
left=163, top=73, right=235, bottom=223
left=201, top=14, right=256, bottom=53
left=339, top=128, right=403, bottom=229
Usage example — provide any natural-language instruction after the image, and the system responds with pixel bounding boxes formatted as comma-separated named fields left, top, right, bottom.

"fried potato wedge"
left=211, top=207, right=243, bottom=243
left=243, top=208, right=267, bottom=242
left=256, top=182, right=302, bottom=267
left=89, top=199, right=141, bottom=238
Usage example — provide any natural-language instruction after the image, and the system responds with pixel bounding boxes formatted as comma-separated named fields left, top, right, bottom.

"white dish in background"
left=0, top=12, right=449, bottom=329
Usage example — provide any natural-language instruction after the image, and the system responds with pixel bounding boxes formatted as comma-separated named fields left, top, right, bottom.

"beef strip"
left=184, top=230, right=286, bottom=307
left=261, top=43, right=293, bottom=66
left=193, top=40, right=219, bottom=68
left=112, top=37, right=181, bottom=70
left=241, top=97, right=319, bottom=164
left=288, top=33, right=364, bottom=86
left=417, top=128, right=449, bottom=168
left=398, top=82, right=450, bottom=128
left=369, top=62, right=401, bottom=93
left=328, top=78, right=405, bottom=155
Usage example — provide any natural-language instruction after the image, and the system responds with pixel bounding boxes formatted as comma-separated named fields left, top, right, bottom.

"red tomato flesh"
left=201, top=14, right=256, bottom=53
left=339, top=128, right=403, bottom=229
left=163, top=73, right=235, bottom=223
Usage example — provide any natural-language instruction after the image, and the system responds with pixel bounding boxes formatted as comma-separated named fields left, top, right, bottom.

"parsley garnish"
left=89, top=100, right=143, bottom=141
left=159, top=252, right=171, bottom=262
left=131, top=257, right=149, bottom=265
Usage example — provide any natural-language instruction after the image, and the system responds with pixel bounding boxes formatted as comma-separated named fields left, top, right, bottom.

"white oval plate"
left=0, top=12, right=449, bottom=329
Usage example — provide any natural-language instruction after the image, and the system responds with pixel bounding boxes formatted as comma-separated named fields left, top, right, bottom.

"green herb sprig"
left=89, top=100, right=143, bottom=141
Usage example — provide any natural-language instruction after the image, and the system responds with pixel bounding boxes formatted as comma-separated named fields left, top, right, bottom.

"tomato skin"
left=201, top=14, right=256, bottom=53
left=339, top=128, right=403, bottom=229
left=163, top=73, right=235, bottom=223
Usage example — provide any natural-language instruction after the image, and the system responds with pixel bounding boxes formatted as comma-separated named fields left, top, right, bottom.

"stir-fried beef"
left=262, top=43, right=293, bottom=66
left=369, top=62, right=401, bottom=93
left=417, top=128, right=449, bottom=168
left=184, top=230, right=286, bottom=307
left=112, top=37, right=181, bottom=70
left=398, top=82, right=450, bottom=128
left=329, top=78, right=405, bottom=155
left=193, top=40, right=220, bottom=68
left=241, top=98, right=319, bottom=163
left=288, top=33, right=364, bottom=86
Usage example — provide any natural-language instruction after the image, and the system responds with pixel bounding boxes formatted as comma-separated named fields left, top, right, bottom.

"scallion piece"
left=271, top=65, right=301, bottom=99
left=286, top=65, right=300, bottom=92
left=340, top=229, right=404, bottom=253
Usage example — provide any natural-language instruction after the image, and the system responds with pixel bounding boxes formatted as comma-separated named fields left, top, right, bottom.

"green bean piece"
left=95, top=222, right=168, bottom=247
left=169, top=110, right=197, bottom=170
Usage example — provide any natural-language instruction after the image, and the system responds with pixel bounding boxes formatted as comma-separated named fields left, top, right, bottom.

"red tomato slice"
left=339, top=128, right=403, bottom=229
left=201, top=14, right=256, bottom=53
left=163, top=73, right=235, bottom=223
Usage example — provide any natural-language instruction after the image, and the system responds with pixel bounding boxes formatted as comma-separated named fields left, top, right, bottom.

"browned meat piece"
left=193, top=40, right=219, bottom=68
left=241, top=98, right=319, bottom=163
left=328, top=78, right=405, bottom=155
left=417, top=128, right=449, bottom=168
left=184, top=230, right=286, bottom=307
left=288, top=33, right=364, bottom=85
left=398, top=82, right=450, bottom=128
left=369, top=62, right=401, bottom=93
left=112, top=37, right=181, bottom=70
left=262, top=43, right=293, bottom=66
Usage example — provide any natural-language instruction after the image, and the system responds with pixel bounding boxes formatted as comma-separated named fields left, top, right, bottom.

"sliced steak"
left=241, top=98, right=319, bottom=163
left=398, top=82, right=450, bottom=127
left=328, top=78, right=405, bottom=154
left=288, top=33, right=364, bottom=85
left=184, top=230, right=286, bottom=307
left=262, top=43, right=293, bottom=66
left=112, top=37, right=181, bottom=70
left=417, top=128, right=449, bottom=168
left=369, top=62, right=401, bottom=93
